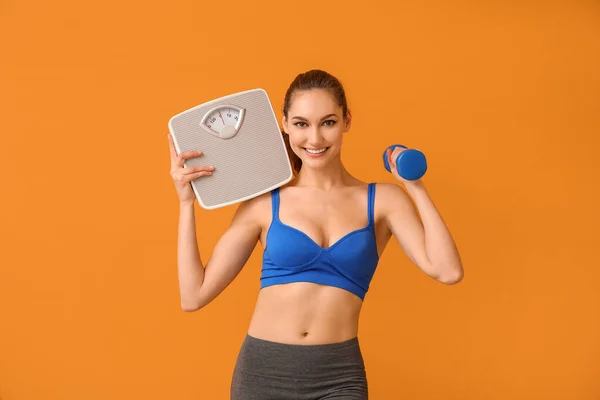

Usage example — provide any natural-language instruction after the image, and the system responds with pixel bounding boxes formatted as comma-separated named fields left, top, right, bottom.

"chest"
left=259, top=187, right=392, bottom=258
left=279, top=198, right=369, bottom=249
left=264, top=185, right=388, bottom=248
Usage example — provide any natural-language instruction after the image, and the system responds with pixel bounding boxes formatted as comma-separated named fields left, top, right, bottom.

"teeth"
left=306, top=148, right=327, bottom=154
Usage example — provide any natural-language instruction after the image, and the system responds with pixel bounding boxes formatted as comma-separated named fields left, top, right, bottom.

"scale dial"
left=200, top=104, right=245, bottom=139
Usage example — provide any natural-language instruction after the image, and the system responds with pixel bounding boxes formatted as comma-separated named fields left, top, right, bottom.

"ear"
left=344, top=110, right=352, bottom=132
left=281, top=116, right=289, bottom=134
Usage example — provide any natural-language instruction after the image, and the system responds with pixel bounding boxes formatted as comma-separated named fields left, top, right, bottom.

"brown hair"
left=281, top=70, right=350, bottom=174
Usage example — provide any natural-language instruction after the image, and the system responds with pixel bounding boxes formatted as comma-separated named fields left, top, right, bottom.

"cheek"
left=288, top=136, right=306, bottom=155
left=288, top=133, right=302, bottom=148
left=327, top=129, right=344, bottom=145
left=288, top=129, right=305, bottom=145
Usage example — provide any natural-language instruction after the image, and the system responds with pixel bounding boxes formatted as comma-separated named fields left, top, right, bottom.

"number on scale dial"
left=200, top=104, right=246, bottom=139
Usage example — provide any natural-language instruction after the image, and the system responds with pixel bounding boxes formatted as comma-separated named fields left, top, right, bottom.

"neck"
left=294, top=159, right=351, bottom=191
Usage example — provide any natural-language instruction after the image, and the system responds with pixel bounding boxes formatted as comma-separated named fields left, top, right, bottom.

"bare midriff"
left=247, top=282, right=364, bottom=345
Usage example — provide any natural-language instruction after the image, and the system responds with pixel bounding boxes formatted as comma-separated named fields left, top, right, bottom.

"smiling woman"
left=168, top=69, right=463, bottom=400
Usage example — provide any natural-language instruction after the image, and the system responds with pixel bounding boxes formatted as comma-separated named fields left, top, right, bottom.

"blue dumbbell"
left=383, top=144, right=427, bottom=180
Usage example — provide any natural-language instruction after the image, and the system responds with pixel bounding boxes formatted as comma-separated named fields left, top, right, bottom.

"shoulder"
left=372, top=182, right=405, bottom=198
left=232, top=190, right=273, bottom=226
left=372, top=182, right=413, bottom=214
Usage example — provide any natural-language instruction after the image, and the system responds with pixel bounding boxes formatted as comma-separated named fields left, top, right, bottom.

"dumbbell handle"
left=383, top=144, right=427, bottom=180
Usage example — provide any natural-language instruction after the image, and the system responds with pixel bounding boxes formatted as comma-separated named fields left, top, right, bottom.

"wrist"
left=403, top=179, right=427, bottom=197
left=180, top=200, right=195, bottom=208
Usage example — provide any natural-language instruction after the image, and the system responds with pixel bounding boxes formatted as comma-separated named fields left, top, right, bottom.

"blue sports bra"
left=260, top=183, right=380, bottom=300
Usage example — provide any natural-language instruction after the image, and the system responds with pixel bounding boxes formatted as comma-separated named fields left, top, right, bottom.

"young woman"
left=167, top=70, right=463, bottom=399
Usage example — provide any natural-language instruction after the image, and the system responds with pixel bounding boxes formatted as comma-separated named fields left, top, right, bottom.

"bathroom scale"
left=168, top=88, right=293, bottom=210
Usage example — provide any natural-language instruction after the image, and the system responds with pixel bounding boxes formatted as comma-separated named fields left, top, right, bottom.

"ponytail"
left=281, top=130, right=302, bottom=175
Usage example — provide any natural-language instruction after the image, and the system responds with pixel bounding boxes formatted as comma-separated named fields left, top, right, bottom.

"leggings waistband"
left=234, top=334, right=366, bottom=380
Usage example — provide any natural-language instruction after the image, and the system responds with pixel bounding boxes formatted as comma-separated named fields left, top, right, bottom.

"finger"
left=176, top=150, right=204, bottom=168
left=392, top=147, right=404, bottom=159
left=173, top=169, right=213, bottom=184
left=168, top=134, right=204, bottom=166
left=388, top=149, right=397, bottom=171
left=391, top=148, right=405, bottom=170
left=171, top=166, right=212, bottom=180
left=180, top=165, right=215, bottom=175
left=387, top=148, right=393, bottom=165
left=184, top=170, right=213, bottom=182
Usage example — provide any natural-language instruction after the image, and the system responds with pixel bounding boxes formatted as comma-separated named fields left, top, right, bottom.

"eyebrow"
left=291, top=114, right=338, bottom=121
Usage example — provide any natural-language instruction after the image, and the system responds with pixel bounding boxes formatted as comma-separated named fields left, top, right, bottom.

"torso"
left=247, top=179, right=393, bottom=345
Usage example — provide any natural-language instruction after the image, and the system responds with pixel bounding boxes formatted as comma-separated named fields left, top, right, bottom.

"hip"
left=231, top=334, right=368, bottom=400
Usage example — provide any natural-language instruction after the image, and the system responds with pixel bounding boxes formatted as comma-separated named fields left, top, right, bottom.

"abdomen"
left=247, top=282, right=363, bottom=345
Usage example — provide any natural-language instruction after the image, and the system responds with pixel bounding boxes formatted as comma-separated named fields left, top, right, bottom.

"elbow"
left=424, top=262, right=464, bottom=285
left=181, top=293, right=210, bottom=312
left=181, top=302, right=200, bottom=312
left=180, top=285, right=209, bottom=312
left=439, top=268, right=464, bottom=285
left=180, top=296, right=203, bottom=312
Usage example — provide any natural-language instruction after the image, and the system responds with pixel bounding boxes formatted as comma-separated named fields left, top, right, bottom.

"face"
left=282, top=89, right=351, bottom=167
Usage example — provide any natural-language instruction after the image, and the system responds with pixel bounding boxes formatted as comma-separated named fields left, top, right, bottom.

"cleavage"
left=278, top=207, right=368, bottom=249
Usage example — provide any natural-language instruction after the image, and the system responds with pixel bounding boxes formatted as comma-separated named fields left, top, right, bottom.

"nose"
left=306, top=126, right=325, bottom=147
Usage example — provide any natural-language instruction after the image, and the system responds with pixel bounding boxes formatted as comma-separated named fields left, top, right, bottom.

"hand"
left=385, top=147, right=422, bottom=186
left=168, top=133, right=215, bottom=204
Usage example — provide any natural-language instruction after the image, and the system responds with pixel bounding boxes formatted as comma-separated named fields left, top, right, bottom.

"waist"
left=248, top=282, right=362, bottom=345
left=235, top=333, right=365, bottom=380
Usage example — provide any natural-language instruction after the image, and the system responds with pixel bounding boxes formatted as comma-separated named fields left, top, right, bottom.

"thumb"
left=387, top=149, right=395, bottom=170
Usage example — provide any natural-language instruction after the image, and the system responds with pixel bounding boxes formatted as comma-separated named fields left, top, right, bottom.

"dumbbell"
left=383, top=144, right=427, bottom=181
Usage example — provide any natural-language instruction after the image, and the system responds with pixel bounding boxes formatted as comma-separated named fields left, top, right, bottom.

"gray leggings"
left=230, top=334, right=368, bottom=399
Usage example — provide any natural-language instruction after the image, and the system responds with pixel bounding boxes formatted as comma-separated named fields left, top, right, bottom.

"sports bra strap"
left=271, top=188, right=280, bottom=221
left=368, top=183, right=376, bottom=225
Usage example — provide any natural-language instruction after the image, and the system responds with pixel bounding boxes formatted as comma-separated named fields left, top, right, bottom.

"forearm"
left=177, top=201, right=205, bottom=309
left=405, top=181, right=463, bottom=282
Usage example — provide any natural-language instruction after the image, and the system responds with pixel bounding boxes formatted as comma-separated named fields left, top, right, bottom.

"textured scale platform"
left=168, top=89, right=293, bottom=209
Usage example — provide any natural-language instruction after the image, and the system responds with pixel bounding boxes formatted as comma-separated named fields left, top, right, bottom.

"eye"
left=323, top=120, right=337, bottom=126
left=294, top=121, right=308, bottom=128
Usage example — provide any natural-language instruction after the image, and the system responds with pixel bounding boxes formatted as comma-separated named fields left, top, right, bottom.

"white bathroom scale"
left=168, top=88, right=293, bottom=209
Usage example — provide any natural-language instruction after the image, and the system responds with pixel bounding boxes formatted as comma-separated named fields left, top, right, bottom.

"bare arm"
left=381, top=147, right=463, bottom=284
left=379, top=182, right=463, bottom=284
left=177, top=198, right=262, bottom=311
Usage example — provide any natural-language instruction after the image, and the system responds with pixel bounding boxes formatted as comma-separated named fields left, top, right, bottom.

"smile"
left=303, top=147, right=329, bottom=157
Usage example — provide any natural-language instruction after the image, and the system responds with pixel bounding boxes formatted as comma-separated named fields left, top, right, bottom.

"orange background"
left=1, top=1, right=599, bottom=399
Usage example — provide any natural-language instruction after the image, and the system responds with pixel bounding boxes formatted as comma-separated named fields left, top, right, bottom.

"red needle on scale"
left=218, top=111, right=226, bottom=125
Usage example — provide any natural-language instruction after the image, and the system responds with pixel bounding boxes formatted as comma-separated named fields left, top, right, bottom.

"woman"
left=167, top=70, right=464, bottom=399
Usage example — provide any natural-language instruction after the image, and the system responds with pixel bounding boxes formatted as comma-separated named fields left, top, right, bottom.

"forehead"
left=288, top=89, right=341, bottom=117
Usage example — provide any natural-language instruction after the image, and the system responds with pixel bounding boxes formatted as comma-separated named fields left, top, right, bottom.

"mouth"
left=303, top=147, right=330, bottom=157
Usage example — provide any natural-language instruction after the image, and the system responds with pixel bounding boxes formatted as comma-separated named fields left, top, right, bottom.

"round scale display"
left=200, top=104, right=246, bottom=139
